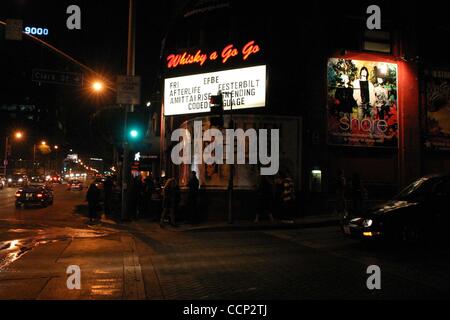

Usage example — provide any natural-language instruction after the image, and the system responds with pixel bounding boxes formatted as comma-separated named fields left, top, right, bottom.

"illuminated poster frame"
left=424, top=69, right=450, bottom=151
left=327, top=58, right=399, bottom=148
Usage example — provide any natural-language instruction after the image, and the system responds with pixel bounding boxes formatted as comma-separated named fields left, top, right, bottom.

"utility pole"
left=210, top=91, right=234, bottom=224
left=121, top=0, right=136, bottom=221
left=226, top=92, right=234, bottom=224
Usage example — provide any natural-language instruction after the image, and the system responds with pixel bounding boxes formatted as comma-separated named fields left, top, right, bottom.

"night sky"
left=1, top=0, right=450, bottom=163
left=1, top=0, right=185, bottom=163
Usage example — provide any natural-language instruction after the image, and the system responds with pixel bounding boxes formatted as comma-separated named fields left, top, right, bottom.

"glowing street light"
left=14, top=131, right=24, bottom=140
left=92, top=81, right=104, bottom=92
left=41, top=141, right=47, bottom=146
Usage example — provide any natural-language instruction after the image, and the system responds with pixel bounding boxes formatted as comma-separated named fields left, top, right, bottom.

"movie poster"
left=425, top=70, right=450, bottom=151
left=327, top=58, right=398, bottom=147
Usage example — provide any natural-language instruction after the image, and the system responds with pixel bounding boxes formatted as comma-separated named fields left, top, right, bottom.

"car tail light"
left=37, top=193, right=43, bottom=198
left=15, top=192, right=21, bottom=197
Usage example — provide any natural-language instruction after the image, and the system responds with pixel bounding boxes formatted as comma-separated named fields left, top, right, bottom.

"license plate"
left=26, top=193, right=32, bottom=199
left=343, top=226, right=351, bottom=235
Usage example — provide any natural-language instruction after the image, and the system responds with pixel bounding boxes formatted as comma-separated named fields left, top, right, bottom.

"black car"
left=342, top=174, right=450, bottom=243
left=15, top=184, right=54, bottom=208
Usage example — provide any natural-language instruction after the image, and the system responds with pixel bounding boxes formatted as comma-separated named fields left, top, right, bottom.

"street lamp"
left=15, top=131, right=24, bottom=139
left=33, top=140, right=50, bottom=175
left=3, top=130, right=24, bottom=176
left=92, top=81, right=104, bottom=93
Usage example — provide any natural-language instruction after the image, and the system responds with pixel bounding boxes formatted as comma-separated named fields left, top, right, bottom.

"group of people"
left=159, top=171, right=200, bottom=228
left=85, top=170, right=298, bottom=225
left=254, top=172, right=296, bottom=224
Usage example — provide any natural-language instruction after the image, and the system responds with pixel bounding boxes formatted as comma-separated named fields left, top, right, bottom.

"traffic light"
left=128, top=128, right=140, bottom=140
left=126, top=110, right=149, bottom=143
left=209, top=93, right=224, bottom=127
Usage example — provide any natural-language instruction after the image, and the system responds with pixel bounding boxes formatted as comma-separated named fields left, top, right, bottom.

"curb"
left=180, top=218, right=340, bottom=233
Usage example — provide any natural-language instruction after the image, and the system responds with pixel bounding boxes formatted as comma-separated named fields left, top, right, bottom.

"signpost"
left=117, top=75, right=141, bottom=105
left=32, top=69, right=83, bottom=87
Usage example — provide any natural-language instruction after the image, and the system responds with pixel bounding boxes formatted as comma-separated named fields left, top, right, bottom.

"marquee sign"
left=166, top=40, right=261, bottom=69
left=164, top=65, right=266, bottom=116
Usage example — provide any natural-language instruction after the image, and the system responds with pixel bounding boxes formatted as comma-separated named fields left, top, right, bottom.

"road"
left=0, top=184, right=449, bottom=299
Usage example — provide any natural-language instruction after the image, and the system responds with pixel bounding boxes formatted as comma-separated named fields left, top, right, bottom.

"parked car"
left=341, top=174, right=450, bottom=243
left=15, top=183, right=54, bottom=208
left=67, top=180, right=83, bottom=191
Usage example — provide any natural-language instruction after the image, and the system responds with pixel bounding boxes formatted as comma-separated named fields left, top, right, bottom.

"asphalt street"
left=0, top=183, right=449, bottom=299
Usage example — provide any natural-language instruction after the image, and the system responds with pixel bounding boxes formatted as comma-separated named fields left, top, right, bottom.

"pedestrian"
left=273, top=174, right=284, bottom=219
left=143, top=174, right=155, bottom=217
left=86, top=182, right=100, bottom=223
left=129, top=175, right=142, bottom=219
left=160, top=178, right=178, bottom=227
left=336, top=169, right=348, bottom=218
left=187, top=171, right=200, bottom=224
left=103, top=175, right=113, bottom=216
left=281, top=172, right=295, bottom=223
left=350, top=173, right=368, bottom=217
left=254, top=175, right=275, bottom=223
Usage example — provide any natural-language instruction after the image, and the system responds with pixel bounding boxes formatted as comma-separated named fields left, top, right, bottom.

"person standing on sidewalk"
left=86, top=182, right=101, bottom=223
left=103, top=175, right=113, bottom=216
left=281, top=173, right=296, bottom=223
left=160, top=178, right=179, bottom=227
left=336, top=169, right=348, bottom=218
left=254, top=175, right=275, bottom=223
left=350, top=173, right=368, bottom=217
left=187, top=171, right=200, bottom=224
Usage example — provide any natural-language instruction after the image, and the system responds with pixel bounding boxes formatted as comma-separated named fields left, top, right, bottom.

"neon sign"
left=24, top=26, right=49, bottom=36
left=166, top=40, right=261, bottom=69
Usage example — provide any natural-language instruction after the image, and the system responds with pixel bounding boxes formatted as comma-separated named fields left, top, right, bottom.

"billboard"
left=424, top=70, right=450, bottom=151
left=327, top=58, right=398, bottom=147
left=164, top=65, right=266, bottom=116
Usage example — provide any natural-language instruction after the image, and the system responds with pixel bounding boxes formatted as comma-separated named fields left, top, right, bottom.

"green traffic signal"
left=129, top=129, right=139, bottom=139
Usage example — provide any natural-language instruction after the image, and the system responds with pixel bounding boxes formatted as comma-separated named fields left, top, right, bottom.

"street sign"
left=32, top=69, right=83, bottom=87
left=5, top=19, right=23, bottom=41
left=117, top=76, right=141, bottom=105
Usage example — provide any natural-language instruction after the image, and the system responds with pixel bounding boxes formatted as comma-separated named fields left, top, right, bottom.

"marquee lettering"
left=166, top=40, right=261, bottom=69
left=242, top=41, right=260, bottom=60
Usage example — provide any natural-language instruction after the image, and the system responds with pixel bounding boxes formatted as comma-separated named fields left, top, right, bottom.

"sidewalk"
left=0, top=233, right=147, bottom=299
left=120, top=212, right=341, bottom=233
left=178, top=213, right=341, bottom=232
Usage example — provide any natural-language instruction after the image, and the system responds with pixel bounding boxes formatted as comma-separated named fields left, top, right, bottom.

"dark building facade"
left=158, top=1, right=450, bottom=219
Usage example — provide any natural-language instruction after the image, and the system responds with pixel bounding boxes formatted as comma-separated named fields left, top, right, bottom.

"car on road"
left=7, top=174, right=27, bottom=187
left=51, top=175, right=62, bottom=183
left=15, top=183, right=54, bottom=208
left=341, top=173, right=450, bottom=243
left=67, top=179, right=83, bottom=191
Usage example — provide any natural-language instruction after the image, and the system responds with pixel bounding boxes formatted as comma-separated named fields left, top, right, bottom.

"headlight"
left=363, top=219, right=373, bottom=227
left=18, top=178, right=23, bottom=183
left=8, top=179, right=12, bottom=182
